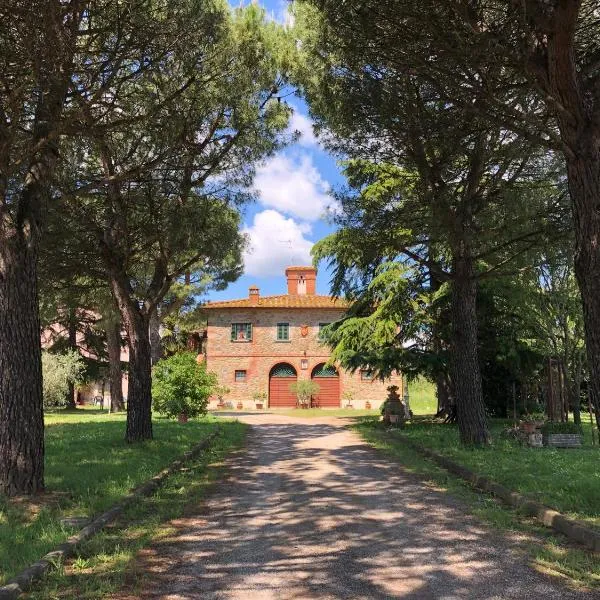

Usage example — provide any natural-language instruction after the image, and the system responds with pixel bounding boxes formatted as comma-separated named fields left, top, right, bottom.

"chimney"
left=249, top=285, right=260, bottom=306
left=285, top=266, right=317, bottom=296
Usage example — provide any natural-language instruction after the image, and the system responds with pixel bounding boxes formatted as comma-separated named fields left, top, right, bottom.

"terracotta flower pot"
left=365, top=401, right=372, bottom=410
left=255, top=403, right=263, bottom=410
left=178, top=413, right=188, bottom=423
left=520, top=422, right=535, bottom=434
left=237, top=402, right=243, bottom=410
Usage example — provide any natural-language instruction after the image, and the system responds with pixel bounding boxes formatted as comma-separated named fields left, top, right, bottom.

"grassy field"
left=354, top=417, right=600, bottom=589
left=0, top=409, right=246, bottom=587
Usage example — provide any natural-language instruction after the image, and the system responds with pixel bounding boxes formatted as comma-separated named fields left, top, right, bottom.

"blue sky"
left=206, top=1, right=344, bottom=301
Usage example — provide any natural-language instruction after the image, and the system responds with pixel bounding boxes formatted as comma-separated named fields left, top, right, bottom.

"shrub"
left=541, top=421, right=583, bottom=435
left=152, top=352, right=217, bottom=419
left=42, top=350, right=85, bottom=409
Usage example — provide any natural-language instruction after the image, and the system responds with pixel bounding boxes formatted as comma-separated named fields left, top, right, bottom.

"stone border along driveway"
left=112, top=413, right=593, bottom=599
left=395, top=432, right=600, bottom=552
left=0, top=430, right=220, bottom=600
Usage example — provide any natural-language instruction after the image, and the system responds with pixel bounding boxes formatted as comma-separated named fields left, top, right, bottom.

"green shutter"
left=277, top=323, right=289, bottom=340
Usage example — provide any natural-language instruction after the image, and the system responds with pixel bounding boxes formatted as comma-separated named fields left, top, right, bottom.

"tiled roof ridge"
left=202, top=293, right=349, bottom=309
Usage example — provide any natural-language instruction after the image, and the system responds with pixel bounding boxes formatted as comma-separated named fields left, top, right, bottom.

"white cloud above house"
left=288, top=111, right=318, bottom=148
left=254, top=153, right=331, bottom=221
left=243, top=209, right=314, bottom=277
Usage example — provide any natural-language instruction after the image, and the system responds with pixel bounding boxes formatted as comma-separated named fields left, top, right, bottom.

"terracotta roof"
left=202, top=294, right=350, bottom=310
left=285, top=265, right=317, bottom=271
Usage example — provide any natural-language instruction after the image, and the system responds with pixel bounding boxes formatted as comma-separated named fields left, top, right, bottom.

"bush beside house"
left=152, top=352, right=217, bottom=421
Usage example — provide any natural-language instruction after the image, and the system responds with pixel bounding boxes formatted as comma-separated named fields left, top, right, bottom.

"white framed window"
left=231, top=323, right=252, bottom=342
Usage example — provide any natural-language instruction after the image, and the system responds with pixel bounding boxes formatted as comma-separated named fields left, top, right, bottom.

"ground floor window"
left=235, top=370, right=247, bottom=382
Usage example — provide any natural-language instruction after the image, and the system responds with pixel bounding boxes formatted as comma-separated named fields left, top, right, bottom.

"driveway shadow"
left=117, top=419, right=591, bottom=599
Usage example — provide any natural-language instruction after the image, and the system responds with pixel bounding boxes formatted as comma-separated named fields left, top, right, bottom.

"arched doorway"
left=269, top=363, right=298, bottom=408
left=311, top=363, right=340, bottom=408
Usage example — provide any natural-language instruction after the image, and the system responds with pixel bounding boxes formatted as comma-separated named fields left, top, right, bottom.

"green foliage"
left=541, top=422, right=584, bottom=436
left=41, top=351, right=85, bottom=409
left=290, top=380, right=320, bottom=406
left=152, top=353, right=217, bottom=419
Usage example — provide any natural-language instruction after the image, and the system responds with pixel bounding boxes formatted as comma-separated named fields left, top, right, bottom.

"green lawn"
left=407, top=377, right=437, bottom=415
left=0, top=410, right=245, bottom=586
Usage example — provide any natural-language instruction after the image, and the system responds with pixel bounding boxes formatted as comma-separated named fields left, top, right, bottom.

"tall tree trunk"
left=0, top=241, right=45, bottom=496
left=124, top=309, right=153, bottom=442
left=0, top=2, right=81, bottom=495
left=567, top=151, right=600, bottom=430
left=450, top=252, right=490, bottom=446
left=149, top=308, right=163, bottom=365
left=106, top=319, right=124, bottom=412
left=65, top=310, right=77, bottom=410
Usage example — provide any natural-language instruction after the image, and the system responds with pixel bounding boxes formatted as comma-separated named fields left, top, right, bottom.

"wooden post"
left=512, top=380, right=517, bottom=425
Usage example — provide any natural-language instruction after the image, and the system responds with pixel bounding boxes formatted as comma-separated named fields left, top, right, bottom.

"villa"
left=202, top=266, right=403, bottom=409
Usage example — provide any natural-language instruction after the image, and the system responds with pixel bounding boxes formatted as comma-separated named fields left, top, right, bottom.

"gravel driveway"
left=116, top=414, right=592, bottom=599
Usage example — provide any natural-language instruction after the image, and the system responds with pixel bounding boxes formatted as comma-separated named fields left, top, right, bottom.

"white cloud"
left=288, top=111, right=318, bottom=148
left=254, top=153, right=331, bottom=221
left=243, top=210, right=314, bottom=277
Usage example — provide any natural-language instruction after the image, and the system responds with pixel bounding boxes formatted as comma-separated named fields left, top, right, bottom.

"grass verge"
left=0, top=410, right=242, bottom=587
left=21, top=419, right=247, bottom=599
left=354, top=417, right=600, bottom=589
left=394, top=416, right=600, bottom=529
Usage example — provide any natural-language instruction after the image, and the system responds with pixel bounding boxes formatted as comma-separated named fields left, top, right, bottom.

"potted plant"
left=253, top=390, right=267, bottom=410
left=290, top=380, right=320, bottom=409
left=541, top=421, right=584, bottom=448
left=214, top=385, right=230, bottom=410
left=342, top=390, right=355, bottom=409
left=152, top=352, right=217, bottom=423
left=365, top=400, right=372, bottom=410
left=519, top=411, right=546, bottom=433
left=236, top=401, right=243, bottom=410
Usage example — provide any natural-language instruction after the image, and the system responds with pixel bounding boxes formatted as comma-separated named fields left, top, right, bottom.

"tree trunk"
left=0, top=241, right=45, bottom=496
left=450, top=252, right=490, bottom=446
left=0, top=2, right=81, bottom=495
left=567, top=151, right=600, bottom=430
left=110, top=292, right=153, bottom=441
left=106, top=319, right=124, bottom=412
left=149, top=308, right=163, bottom=365
left=125, top=311, right=153, bottom=442
left=65, top=310, right=77, bottom=410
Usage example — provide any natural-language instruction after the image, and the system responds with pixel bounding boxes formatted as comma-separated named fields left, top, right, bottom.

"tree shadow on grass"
left=0, top=418, right=232, bottom=586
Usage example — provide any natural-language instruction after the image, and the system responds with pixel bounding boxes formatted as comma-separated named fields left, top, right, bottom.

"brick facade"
left=203, top=267, right=403, bottom=409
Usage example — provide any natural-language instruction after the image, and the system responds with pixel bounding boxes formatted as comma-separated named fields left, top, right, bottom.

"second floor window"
left=276, top=322, right=289, bottom=341
left=231, top=322, right=252, bottom=342
left=318, top=322, right=330, bottom=339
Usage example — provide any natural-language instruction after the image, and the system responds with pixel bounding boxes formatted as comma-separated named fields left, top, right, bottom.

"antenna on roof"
left=278, top=239, right=299, bottom=264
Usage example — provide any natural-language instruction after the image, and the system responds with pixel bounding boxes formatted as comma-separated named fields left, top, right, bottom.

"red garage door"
left=269, top=363, right=298, bottom=408
left=311, top=364, right=340, bottom=408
